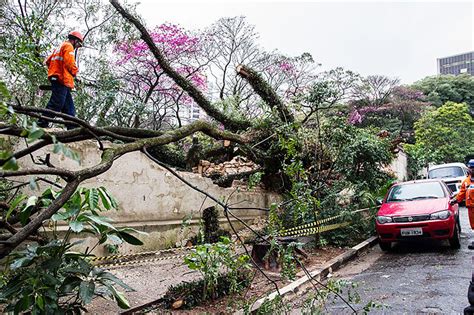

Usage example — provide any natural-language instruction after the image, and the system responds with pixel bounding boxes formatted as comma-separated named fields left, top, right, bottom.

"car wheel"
left=449, top=222, right=461, bottom=249
left=379, top=241, right=392, bottom=251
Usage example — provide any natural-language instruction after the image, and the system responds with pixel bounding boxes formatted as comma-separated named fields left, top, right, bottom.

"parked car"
left=427, top=162, right=469, bottom=195
left=375, top=179, right=460, bottom=251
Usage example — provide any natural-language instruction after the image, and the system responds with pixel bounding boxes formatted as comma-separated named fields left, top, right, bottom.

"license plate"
left=400, top=227, right=423, bottom=236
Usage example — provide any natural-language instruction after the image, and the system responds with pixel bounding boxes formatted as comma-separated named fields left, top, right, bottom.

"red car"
left=376, top=179, right=460, bottom=251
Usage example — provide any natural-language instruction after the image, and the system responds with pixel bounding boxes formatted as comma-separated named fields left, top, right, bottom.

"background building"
left=437, top=51, right=474, bottom=76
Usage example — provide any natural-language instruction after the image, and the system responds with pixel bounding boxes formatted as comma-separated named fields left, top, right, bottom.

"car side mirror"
left=376, top=198, right=383, bottom=206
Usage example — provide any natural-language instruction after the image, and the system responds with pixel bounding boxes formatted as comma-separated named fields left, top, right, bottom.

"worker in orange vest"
left=451, top=159, right=474, bottom=249
left=38, top=31, right=83, bottom=130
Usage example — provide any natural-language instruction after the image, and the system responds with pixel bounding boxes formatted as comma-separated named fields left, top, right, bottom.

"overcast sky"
left=134, top=0, right=473, bottom=84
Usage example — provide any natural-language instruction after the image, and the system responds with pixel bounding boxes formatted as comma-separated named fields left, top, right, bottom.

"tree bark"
left=236, top=64, right=294, bottom=123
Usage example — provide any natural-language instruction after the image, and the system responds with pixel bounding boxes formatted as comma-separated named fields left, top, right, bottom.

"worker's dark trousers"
left=38, top=79, right=76, bottom=130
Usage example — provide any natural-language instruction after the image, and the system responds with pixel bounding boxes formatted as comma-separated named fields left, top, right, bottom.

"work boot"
left=468, top=241, right=474, bottom=250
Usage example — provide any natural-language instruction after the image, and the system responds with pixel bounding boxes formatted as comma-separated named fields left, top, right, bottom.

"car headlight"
left=430, top=210, right=451, bottom=220
left=377, top=216, right=393, bottom=224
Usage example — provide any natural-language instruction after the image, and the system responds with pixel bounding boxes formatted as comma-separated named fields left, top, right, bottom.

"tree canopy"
left=405, top=101, right=474, bottom=175
left=412, top=74, right=474, bottom=114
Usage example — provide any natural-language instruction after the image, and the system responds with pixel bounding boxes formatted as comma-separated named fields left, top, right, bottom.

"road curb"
left=247, top=235, right=379, bottom=312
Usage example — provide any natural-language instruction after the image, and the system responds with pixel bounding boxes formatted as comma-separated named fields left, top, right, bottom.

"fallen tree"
left=0, top=0, right=395, bottom=259
left=0, top=2, right=400, bottom=313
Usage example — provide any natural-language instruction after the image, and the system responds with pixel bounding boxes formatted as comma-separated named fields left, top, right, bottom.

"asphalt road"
left=326, top=206, right=473, bottom=314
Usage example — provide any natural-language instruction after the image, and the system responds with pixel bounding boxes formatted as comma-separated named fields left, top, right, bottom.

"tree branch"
left=236, top=64, right=294, bottom=123
left=109, top=0, right=251, bottom=132
left=0, top=179, right=80, bottom=258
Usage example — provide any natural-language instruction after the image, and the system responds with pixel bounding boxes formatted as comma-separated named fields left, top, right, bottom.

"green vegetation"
left=405, top=101, right=474, bottom=176
left=412, top=74, right=474, bottom=112
left=184, top=237, right=251, bottom=300
left=2, top=1, right=473, bottom=313
left=0, top=186, right=145, bottom=313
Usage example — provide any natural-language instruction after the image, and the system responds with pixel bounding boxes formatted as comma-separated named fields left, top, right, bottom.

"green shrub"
left=0, top=186, right=146, bottom=313
left=184, top=237, right=251, bottom=300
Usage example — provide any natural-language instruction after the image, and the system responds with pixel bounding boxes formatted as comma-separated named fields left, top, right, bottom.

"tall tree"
left=409, top=101, right=474, bottom=164
left=348, top=75, right=430, bottom=142
left=412, top=74, right=474, bottom=114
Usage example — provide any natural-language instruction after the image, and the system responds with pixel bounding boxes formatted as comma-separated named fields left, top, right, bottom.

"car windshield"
left=386, top=182, right=446, bottom=202
left=428, top=166, right=464, bottom=179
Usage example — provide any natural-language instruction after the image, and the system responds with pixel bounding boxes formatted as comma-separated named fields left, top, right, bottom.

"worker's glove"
left=449, top=198, right=458, bottom=205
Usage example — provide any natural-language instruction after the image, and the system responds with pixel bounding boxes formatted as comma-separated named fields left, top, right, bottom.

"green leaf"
left=5, top=194, right=27, bottom=220
left=25, top=196, right=38, bottom=209
left=20, top=129, right=28, bottom=137
left=53, top=143, right=62, bottom=154
left=52, top=142, right=81, bottom=164
left=95, top=270, right=133, bottom=291
left=0, top=277, right=23, bottom=298
left=87, top=188, right=99, bottom=210
left=0, top=81, right=11, bottom=99
left=118, top=227, right=148, bottom=236
left=51, top=212, right=68, bottom=222
left=84, top=214, right=116, bottom=230
left=69, top=221, right=84, bottom=233
left=19, top=206, right=32, bottom=226
left=35, top=294, right=45, bottom=310
left=79, top=281, right=95, bottom=304
left=10, top=256, right=34, bottom=269
left=2, top=156, right=19, bottom=171
left=27, top=128, right=44, bottom=143
left=63, top=258, right=91, bottom=276
left=109, top=286, right=130, bottom=309
left=41, top=188, right=56, bottom=200
left=101, top=186, right=118, bottom=209
left=14, top=294, right=32, bottom=314
left=59, top=276, right=82, bottom=294
left=66, top=191, right=82, bottom=213
left=97, top=187, right=111, bottom=210
left=116, top=231, right=143, bottom=246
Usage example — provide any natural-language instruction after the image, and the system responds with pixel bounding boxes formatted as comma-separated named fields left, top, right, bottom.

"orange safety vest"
left=45, top=41, right=78, bottom=89
left=457, top=176, right=474, bottom=208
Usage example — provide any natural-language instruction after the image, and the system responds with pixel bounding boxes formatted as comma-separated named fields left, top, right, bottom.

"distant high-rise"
left=437, top=51, right=474, bottom=76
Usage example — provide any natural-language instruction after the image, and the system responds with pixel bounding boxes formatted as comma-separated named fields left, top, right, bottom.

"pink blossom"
left=348, top=110, right=363, bottom=125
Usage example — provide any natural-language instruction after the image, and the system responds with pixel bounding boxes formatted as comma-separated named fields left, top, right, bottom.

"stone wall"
left=15, top=139, right=279, bottom=255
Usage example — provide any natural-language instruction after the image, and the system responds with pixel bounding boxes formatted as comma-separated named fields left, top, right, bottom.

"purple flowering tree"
left=348, top=76, right=430, bottom=141
left=114, top=23, right=208, bottom=129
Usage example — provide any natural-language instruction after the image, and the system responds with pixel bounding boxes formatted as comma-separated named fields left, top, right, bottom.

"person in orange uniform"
left=451, top=159, right=474, bottom=249
left=38, top=31, right=83, bottom=130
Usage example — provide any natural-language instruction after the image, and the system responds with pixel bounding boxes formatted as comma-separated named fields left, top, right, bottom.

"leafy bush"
left=320, top=117, right=393, bottom=191
left=184, top=237, right=251, bottom=300
left=0, top=186, right=145, bottom=313
left=273, top=116, right=392, bottom=241
left=406, top=101, right=474, bottom=175
left=0, top=241, right=132, bottom=314
left=162, top=272, right=251, bottom=310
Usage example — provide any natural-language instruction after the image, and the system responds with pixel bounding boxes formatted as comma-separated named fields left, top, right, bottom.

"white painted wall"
left=389, top=148, right=408, bottom=181
left=15, top=139, right=278, bottom=254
